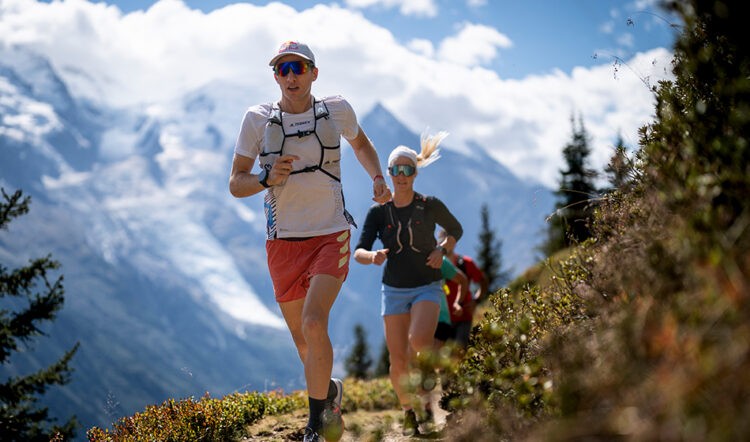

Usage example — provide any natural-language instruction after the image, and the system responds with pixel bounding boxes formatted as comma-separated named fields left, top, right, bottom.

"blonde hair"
left=416, top=129, right=448, bottom=168
left=388, top=129, right=449, bottom=169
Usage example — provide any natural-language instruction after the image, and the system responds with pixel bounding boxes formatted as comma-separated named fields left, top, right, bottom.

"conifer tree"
left=476, top=204, right=510, bottom=291
left=0, top=189, right=79, bottom=442
left=603, top=133, right=636, bottom=193
left=344, top=324, right=372, bottom=380
left=543, top=115, right=599, bottom=255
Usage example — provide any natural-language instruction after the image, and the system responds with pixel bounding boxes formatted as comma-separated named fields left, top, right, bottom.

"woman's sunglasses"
left=388, top=164, right=416, bottom=177
left=273, top=60, right=314, bottom=77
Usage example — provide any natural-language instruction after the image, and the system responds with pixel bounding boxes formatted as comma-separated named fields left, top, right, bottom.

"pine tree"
left=476, top=203, right=511, bottom=291
left=543, top=115, right=599, bottom=255
left=603, top=133, right=636, bottom=193
left=0, top=189, right=80, bottom=442
left=344, top=324, right=372, bottom=380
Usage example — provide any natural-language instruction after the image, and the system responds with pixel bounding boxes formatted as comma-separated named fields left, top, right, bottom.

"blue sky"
left=5, top=0, right=679, bottom=186
left=46, top=0, right=678, bottom=79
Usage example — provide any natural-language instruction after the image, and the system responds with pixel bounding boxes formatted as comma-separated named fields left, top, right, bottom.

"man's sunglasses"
left=273, top=60, right=314, bottom=77
left=388, top=164, right=416, bottom=177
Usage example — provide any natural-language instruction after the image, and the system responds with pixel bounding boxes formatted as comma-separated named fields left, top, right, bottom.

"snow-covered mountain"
left=0, top=46, right=554, bottom=436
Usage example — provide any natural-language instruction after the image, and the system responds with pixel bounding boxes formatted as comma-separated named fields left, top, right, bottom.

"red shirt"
left=445, top=254, right=485, bottom=323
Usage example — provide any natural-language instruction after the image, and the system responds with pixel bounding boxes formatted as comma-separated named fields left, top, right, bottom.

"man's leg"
left=279, top=297, right=307, bottom=363
left=303, top=273, right=343, bottom=398
left=296, top=273, right=343, bottom=439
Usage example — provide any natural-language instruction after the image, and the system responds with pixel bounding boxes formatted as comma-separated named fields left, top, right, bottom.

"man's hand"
left=372, top=176, right=392, bottom=204
left=268, top=154, right=299, bottom=186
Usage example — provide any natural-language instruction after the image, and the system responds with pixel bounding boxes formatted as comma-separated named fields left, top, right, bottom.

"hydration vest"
left=259, top=97, right=356, bottom=228
left=380, top=193, right=437, bottom=254
left=259, top=98, right=342, bottom=181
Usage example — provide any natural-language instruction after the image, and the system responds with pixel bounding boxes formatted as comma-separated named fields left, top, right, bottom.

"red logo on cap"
left=278, top=41, right=299, bottom=53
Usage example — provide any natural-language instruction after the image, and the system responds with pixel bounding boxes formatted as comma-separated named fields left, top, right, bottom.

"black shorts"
left=434, top=322, right=454, bottom=341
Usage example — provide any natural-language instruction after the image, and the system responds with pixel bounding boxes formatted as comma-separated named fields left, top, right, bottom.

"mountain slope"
left=1, top=48, right=298, bottom=435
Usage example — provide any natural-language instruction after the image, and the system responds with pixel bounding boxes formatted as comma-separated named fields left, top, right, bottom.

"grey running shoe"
left=327, top=378, right=343, bottom=411
left=402, top=409, right=420, bottom=436
left=303, top=427, right=321, bottom=442
left=321, top=378, right=344, bottom=441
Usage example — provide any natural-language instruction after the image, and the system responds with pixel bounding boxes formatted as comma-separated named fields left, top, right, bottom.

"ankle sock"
left=308, top=397, right=327, bottom=431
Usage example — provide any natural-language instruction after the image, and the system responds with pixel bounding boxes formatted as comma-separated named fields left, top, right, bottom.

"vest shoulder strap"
left=267, top=98, right=329, bottom=124
left=268, top=102, right=282, bottom=125
left=384, top=193, right=427, bottom=224
left=313, top=98, right=330, bottom=120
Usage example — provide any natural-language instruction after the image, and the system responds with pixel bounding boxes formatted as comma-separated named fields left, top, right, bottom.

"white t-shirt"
left=234, top=95, right=359, bottom=239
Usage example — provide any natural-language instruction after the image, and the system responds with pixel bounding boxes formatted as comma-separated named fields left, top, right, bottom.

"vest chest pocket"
left=316, top=110, right=342, bottom=177
left=260, top=117, right=284, bottom=170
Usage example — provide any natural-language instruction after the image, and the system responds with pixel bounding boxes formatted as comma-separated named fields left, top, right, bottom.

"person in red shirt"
left=437, top=228, right=489, bottom=349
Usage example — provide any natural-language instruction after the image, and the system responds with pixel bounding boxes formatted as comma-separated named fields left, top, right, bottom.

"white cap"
left=388, top=145, right=418, bottom=167
left=269, top=41, right=316, bottom=66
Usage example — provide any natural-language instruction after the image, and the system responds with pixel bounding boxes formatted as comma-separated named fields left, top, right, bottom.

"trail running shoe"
left=321, top=378, right=344, bottom=441
left=303, top=427, right=321, bottom=442
left=328, top=378, right=343, bottom=411
left=402, top=408, right=420, bottom=437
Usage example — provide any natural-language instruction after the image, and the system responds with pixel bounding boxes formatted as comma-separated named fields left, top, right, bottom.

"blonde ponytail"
left=416, top=129, right=449, bottom=168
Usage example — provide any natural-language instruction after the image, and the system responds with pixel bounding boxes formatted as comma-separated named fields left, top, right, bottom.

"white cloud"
left=344, top=0, right=438, bottom=17
left=0, top=0, right=673, bottom=188
left=437, top=22, right=512, bottom=66
left=407, top=38, right=435, bottom=57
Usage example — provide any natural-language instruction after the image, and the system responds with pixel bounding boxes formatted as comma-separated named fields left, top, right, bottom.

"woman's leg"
left=384, top=313, right=412, bottom=408
left=408, top=300, right=440, bottom=357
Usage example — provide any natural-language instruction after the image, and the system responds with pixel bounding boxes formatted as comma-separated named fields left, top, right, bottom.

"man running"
left=229, top=40, right=392, bottom=442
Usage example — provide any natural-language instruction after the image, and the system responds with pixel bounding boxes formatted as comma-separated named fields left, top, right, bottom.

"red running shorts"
left=266, top=230, right=351, bottom=303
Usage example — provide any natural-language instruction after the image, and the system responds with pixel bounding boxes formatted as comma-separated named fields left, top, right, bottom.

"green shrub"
left=86, top=390, right=305, bottom=442
left=442, top=2, right=750, bottom=439
left=442, top=251, right=590, bottom=417
left=339, top=377, right=399, bottom=412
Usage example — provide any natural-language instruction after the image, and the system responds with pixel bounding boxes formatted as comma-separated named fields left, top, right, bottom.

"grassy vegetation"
left=85, top=379, right=399, bottom=442
left=86, top=391, right=306, bottom=442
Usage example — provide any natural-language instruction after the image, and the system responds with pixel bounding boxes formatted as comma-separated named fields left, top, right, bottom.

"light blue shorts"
left=381, top=281, right=443, bottom=316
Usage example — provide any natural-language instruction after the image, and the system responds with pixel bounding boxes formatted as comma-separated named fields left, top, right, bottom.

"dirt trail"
left=242, top=389, right=449, bottom=441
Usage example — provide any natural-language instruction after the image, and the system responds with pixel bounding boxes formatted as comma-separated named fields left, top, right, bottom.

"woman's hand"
left=426, top=248, right=443, bottom=269
left=371, top=248, right=389, bottom=265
